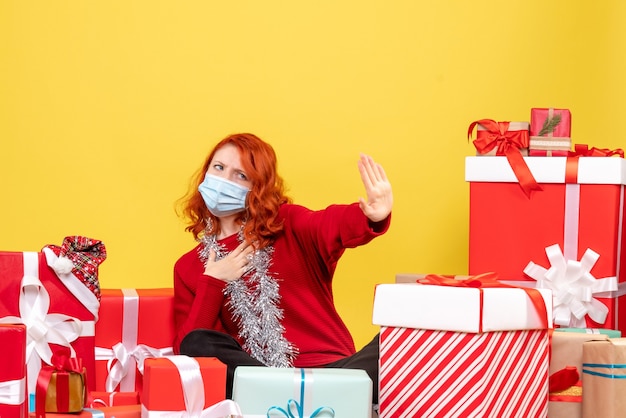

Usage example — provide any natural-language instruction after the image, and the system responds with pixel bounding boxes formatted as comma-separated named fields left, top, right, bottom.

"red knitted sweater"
left=172, top=202, right=390, bottom=367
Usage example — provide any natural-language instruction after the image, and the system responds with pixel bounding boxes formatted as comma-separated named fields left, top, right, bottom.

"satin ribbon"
left=524, top=245, right=618, bottom=327
left=0, top=252, right=93, bottom=394
left=418, top=272, right=549, bottom=332
left=267, top=369, right=335, bottom=418
left=35, top=347, right=87, bottom=418
left=582, top=363, right=626, bottom=379
left=564, top=144, right=625, bottom=184
left=0, top=378, right=26, bottom=405
left=94, top=289, right=174, bottom=391
left=468, top=119, right=542, bottom=197
left=570, top=144, right=625, bottom=158
left=549, top=366, right=580, bottom=393
left=142, top=356, right=243, bottom=418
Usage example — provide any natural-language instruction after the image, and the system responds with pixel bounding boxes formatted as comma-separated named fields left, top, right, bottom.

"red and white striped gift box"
left=373, top=282, right=553, bottom=418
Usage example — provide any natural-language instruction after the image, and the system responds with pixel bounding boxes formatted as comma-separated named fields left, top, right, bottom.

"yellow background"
left=1, top=1, right=625, bottom=349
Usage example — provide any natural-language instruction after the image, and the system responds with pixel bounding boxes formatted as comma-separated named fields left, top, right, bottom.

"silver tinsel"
left=199, top=232, right=297, bottom=367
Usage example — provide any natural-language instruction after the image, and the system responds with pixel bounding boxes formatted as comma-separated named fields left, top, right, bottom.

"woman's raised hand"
left=357, top=153, right=393, bottom=223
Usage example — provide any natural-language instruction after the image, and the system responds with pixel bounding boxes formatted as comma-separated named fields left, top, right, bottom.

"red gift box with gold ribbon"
left=0, top=239, right=105, bottom=398
left=466, top=150, right=626, bottom=333
left=34, top=347, right=88, bottom=418
left=94, top=288, right=175, bottom=395
left=0, top=324, right=28, bottom=418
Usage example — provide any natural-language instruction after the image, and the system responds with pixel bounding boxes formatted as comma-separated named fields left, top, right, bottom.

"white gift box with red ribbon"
left=466, top=155, right=626, bottom=332
left=373, top=282, right=552, bottom=418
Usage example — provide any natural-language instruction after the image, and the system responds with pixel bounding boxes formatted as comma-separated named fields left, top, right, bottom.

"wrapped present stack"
left=463, top=108, right=626, bottom=417
left=0, top=237, right=247, bottom=418
left=466, top=108, right=626, bottom=333
left=0, top=236, right=106, bottom=412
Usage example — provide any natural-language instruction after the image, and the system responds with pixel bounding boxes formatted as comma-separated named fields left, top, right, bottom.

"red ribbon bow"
left=549, top=366, right=580, bottom=394
left=570, top=144, right=624, bottom=158
left=418, top=272, right=549, bottom=332
left=35, top=347, right=87, bottom=418
left=468, top=119, right=542, bottom=198
left=564, top=144, right=625, bottom=184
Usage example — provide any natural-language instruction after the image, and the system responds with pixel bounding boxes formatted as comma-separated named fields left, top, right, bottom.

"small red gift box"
left=88, top=391, right=140, bottom=408
left=94, top=288, right=175, bottom=394
left=29, top=404, right=141, bottom=418
left=142, top=356, right=232, bottom=417
left=0, top=247, right=102, bottom=395
left=0, top=324, right=27, bottom=418
left=372, top=279, right=552, bottom=418
left=466, top=155, right=626, bottom=333
left=529, top=108, right=572, bottom=156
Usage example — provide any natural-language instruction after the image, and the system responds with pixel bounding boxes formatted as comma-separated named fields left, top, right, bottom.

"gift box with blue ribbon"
left=582, top=338, right=626, bottom=417
left=232, top=367, right=372, bottom=417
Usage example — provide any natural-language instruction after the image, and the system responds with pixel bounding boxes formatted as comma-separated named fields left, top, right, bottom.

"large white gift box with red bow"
left=372, top=281, right=553, bottom=418
left=466, top=155, right=626, bottom=332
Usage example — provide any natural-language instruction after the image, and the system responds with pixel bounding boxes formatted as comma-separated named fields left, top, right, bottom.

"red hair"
left=177, top=133, right=291, bottom=249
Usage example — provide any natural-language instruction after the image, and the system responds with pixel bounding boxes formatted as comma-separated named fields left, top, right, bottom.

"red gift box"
left=0, top=324, right=27, bottom=418
left=88, top=391, right=140, bottom=408
left=142, top=356, right=234, bottom=417
left=29, top=404, right=141, bottom=418
left=373, top=281, right=552, bottom=418
left=0, top=250, right=100, bottom=395
left=529, top=108, right=572, bottom=156
left=466, top=155, right=626, bottom=332
left=94, top=288, right=175, bottom=394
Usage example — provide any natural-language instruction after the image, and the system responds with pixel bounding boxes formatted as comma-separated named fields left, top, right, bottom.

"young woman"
left=173, top=132, right=392, bottom=402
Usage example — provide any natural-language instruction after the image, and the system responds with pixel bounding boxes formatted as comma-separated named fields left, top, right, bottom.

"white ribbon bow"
left=524, top=244, right=618, bottom=327
left=0, top=252, right=86, bottom=393
left=0, top=378, right=26, bottom=405
left=95, top=343, right=174, bottom=392
left=94, top=288, right=174, bottom=391
left=142, top=356, right=243, bottom=418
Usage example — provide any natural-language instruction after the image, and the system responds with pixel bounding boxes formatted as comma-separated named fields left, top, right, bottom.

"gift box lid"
left=465, top=156, right=626, bottom=185
left=372, top=283, right=553, bottom=332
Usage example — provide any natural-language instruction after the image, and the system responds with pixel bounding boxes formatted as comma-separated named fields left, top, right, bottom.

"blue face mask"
left=198, top=174, right=250, bottom=217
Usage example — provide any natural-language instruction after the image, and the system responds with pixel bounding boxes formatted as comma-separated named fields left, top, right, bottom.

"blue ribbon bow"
left=266, top=369, right=335, bottom=418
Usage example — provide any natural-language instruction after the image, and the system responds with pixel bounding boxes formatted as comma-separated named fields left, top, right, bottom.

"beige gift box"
left=549, top=332, right=609, bottom=418
left=582, top=338, right=626, bottom=417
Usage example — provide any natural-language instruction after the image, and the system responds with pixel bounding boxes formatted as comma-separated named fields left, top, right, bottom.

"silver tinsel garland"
left=199, top=232, right=297, bottom=367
